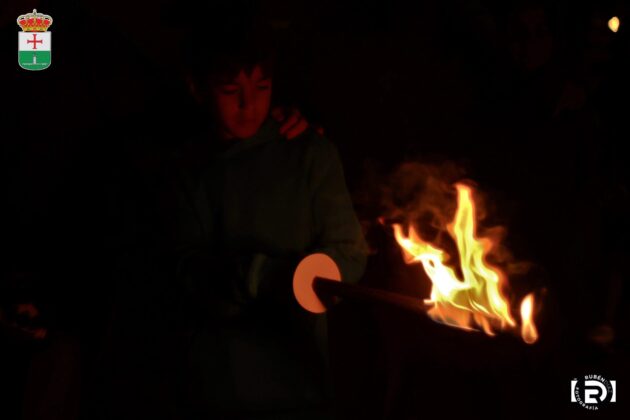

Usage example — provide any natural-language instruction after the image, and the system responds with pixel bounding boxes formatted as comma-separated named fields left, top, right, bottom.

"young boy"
left=177, top=19, right=368, bottom=418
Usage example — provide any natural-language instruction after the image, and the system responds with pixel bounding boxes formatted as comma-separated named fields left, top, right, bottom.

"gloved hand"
left=176, top=251, right=302, bottom=320
left=176, top=251, right=251, bottom=321
left=241, top=253, right=302, bottom=306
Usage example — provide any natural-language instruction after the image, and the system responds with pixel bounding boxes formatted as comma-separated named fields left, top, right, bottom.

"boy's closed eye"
left=220, top=84, right=240, bottom=95
left=256, top=79, right=272, bottom=91
left=218, top=79, right=271, bottom=95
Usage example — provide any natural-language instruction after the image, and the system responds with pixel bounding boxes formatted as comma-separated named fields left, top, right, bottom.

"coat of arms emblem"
left=17, top=9, right=53, bottom=71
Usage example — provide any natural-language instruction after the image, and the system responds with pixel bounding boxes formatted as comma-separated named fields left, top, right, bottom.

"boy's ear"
left=185, top=73, right=203, bottom=104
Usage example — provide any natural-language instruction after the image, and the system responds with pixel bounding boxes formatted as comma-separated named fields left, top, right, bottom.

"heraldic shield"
left=17, top=9, right=53, bottom=71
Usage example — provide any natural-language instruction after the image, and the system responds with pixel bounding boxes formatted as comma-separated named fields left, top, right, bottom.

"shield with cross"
left=17, top=9, right=53, bottom=71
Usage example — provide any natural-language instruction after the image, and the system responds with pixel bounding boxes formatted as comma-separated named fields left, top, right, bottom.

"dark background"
left=1, top=0, right=629, bottom=419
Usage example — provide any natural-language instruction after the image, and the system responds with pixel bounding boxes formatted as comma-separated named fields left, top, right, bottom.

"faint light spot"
left=608, top=16, right=620, bottom=33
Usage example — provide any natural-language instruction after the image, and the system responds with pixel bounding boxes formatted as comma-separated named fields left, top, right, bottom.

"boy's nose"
left=238, top=89, right=254, bottom=110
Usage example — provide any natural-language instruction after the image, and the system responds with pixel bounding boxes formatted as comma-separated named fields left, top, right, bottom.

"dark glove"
left=244, top=253, right=303, bottom=306
left=176, top=251, right=254, bottom=321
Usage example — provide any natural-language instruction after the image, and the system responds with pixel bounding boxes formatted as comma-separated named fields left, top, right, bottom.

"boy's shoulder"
left=262, top=117, right=340, bottom=163
left=286, top=126, right=339, bottom=161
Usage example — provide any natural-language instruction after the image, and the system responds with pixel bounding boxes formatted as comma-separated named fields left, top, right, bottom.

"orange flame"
left=392, top=183, right=538, bottom=344
left=520, top=293, right=538, bottom=344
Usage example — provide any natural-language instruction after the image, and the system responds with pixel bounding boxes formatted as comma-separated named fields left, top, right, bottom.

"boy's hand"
left=271, top=106, right=324, bottom=139
left=0, top=302, right=48, bottom=340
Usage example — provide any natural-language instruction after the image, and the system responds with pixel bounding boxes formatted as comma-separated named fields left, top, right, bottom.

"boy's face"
left=211, top=65, right=272, bottom=139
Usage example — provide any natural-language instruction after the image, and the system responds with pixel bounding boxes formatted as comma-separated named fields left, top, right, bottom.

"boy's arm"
left=173, top=167, right=221, bottom=298
left=307, top=138, right=369, bottom=285
left=176, top=137, right=368, bottom=307
left=244, top=137, right=368, bottom=307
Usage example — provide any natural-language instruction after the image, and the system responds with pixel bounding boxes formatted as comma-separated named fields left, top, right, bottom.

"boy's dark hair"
left=184, top=17, right=277, bottom=85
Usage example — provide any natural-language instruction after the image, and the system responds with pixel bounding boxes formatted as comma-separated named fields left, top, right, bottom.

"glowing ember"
left=392, top=183, right=538, bottom=344
left=608, top=16, right=620, bottom=33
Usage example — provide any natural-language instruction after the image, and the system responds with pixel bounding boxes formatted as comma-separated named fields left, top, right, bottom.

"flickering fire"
left=520, top=293, right=538, bottom=344
left=392, top=183, right=538, bottom=344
